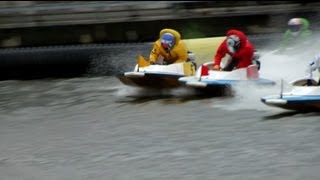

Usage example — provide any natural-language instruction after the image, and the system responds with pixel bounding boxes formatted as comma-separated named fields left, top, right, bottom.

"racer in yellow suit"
left=149, top=28, right=188, bottom=65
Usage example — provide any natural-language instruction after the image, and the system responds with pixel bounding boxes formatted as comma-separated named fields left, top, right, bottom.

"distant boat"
left=261, top=78, right=320, bottom=112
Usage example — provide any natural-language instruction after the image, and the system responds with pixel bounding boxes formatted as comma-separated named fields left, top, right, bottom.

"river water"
left=0, top=41, right=319, bottom=180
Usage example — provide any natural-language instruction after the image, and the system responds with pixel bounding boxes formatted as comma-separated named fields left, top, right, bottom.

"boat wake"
left=210, top=50, right=318, bottom=112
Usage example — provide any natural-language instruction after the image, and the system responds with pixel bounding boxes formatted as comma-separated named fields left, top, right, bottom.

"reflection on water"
left=114, top=85, right=229, bottom=105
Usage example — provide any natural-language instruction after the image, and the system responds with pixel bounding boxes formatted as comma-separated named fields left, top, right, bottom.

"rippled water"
left=0, top=74, right=319, bottom=180
left=0, top=40, right=320, bottom=179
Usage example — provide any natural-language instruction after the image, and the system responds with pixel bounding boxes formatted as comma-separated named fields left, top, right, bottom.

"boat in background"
left=261, top=78, right=320, bottom=112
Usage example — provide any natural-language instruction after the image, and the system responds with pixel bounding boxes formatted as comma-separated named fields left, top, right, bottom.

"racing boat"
left=116, top=36, right=228, bottom=90
left=261, top=78, right=320, bottom=112
left=116, top=55, right=197, bottom=89
left=178, top=61, right=276, bottom=96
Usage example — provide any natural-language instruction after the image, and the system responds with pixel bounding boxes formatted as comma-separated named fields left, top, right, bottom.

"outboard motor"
left=252, top=50, right=261, bottom=70
left=187, top=51, right=197, bottom=69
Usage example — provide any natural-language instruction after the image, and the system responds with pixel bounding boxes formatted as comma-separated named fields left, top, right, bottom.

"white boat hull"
left=117, top=61, right=196, bottom=89
left=179, top=62, right=275, bottom=96
left=261, top=80, right=320, bottom=112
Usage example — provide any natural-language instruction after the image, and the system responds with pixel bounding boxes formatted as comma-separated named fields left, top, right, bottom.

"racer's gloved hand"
left=213, top=65, right=220, bottom=71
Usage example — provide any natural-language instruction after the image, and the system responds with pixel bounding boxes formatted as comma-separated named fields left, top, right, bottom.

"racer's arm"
left=213, top=42, right=227, bottom=70
left=278, top=31, right=290, bottom=53
left=149, top=43, right=160, bottom=64
left=309, top=53, right=320, bottom=71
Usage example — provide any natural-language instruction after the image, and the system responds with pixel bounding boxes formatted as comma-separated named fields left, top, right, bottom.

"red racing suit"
left=214, top=29, right=254, bottom=70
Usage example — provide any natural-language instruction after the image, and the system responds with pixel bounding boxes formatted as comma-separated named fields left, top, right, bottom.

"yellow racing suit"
left=149, top=28, right=188, bottom=65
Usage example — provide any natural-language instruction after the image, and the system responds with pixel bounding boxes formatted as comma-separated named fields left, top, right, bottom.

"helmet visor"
left=289, top=24, right=301, bottom=32
left=161, top=42, right=170, bottom=49
left=161, top=33, right=175, bottom=51
left=227, top=35, right=240, bottom=53
left=161, top=39, right=173, bottom=50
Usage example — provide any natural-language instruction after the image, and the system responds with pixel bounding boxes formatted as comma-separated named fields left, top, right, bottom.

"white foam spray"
left=211, top=44, right=320, bottom=112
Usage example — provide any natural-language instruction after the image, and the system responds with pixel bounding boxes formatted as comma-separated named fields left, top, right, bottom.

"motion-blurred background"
left=0, top=1, right=319, bottom=79
left=1, top=3, right=320, bottom=180
left=0, top=1, right=319, bottom=47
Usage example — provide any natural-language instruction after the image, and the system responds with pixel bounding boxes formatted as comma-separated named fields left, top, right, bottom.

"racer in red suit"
left=213, top=29, right=255, bottom=71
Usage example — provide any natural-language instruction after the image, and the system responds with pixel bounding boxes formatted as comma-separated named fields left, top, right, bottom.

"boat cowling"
left=246, top=64, right=259, bottom=80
